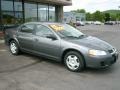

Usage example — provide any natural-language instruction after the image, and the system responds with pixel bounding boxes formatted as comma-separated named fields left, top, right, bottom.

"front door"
left=34, top=25, right=61, bottom=59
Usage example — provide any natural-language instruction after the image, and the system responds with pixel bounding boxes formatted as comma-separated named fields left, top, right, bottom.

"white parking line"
left=0, top=40, right=4, bottom=44
left=0, top=49, right=7, bottom=52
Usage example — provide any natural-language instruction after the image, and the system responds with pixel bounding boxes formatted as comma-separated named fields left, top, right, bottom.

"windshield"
left=49, top=24, right=84, bottom=39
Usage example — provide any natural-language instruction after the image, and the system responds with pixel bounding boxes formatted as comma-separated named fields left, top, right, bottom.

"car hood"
left=68, top=36, right=113, bottom=51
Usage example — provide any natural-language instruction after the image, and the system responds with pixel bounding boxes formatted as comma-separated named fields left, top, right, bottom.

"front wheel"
left=64, top=51, right=85, bottom=72
left=9, top=40, right=20, bottom=55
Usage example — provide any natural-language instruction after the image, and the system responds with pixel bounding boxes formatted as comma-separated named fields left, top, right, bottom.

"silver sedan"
left=5, top=22, right=119, bottom=72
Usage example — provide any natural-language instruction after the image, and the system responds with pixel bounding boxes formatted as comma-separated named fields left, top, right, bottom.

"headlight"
left=89, top=50, right=107, bottom=56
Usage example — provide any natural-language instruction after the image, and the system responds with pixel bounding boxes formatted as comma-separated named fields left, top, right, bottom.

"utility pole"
left=0, top=0, right=3, bottom=32
left=118, top=6, right=120, bottom=25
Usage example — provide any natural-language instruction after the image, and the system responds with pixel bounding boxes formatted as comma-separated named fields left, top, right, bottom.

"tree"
left=71, top=9, right=86, bottom=13
left=92, top=11, right=104, bottom=22
left=86, top=13, right=92, bottom=21
left=111, top=14, right=116, bottom=21
left=116, top=13, right=120, bottom=21
left=77, top=9, right=86, bottom=13
left=104, top=13, right=111, bottom=21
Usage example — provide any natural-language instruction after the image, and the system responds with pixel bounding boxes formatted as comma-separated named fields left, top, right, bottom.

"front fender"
left=60, top=40, right=89, bottom=61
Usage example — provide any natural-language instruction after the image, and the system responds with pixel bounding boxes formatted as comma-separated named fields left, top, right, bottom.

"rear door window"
left=20, top=24, right=34, bottom=34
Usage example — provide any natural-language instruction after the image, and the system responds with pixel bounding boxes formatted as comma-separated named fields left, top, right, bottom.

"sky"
left=64, top=0, right=120, bottom=13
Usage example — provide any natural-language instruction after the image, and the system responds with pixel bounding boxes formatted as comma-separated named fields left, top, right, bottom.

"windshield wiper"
left=62, top=35, right=87, bottom=39
left=66, top=36, right=79, bottom=38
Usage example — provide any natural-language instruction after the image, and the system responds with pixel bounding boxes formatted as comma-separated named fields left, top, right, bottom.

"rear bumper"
left=85, top=51, right=119, bottom=68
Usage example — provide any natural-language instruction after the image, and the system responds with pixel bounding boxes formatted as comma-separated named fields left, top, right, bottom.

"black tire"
left=64, top=51, right=85, bottom=72
left=9, top=40, right=20, bottom=55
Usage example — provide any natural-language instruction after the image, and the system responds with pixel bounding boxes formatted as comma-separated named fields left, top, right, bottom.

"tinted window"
left=49, top=6, right=55, bottom=22
left=1, top=0, right=23, bottom=28
left=38, top=5, right=48, bottom=21
left=25, top=3, right=37, bottom=22
left=36, top=25, right=53, bottom=36
left=20, top=24, right=34, bottom=33
left=1, top=0, right=13, bottom=11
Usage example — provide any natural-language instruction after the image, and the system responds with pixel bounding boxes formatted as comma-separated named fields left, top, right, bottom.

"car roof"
left=24, top=22, right=65, bottom=26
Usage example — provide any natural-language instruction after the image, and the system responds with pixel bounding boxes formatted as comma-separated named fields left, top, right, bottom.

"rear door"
left=17, top=24, right=35, bottom=51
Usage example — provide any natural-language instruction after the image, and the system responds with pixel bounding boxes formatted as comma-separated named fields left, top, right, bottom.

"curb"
left=80, top=29, right=120, bottom=32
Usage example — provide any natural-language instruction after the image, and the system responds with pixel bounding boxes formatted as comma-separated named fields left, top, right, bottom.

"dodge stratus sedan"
left=4, top=22, right=119, bottom=72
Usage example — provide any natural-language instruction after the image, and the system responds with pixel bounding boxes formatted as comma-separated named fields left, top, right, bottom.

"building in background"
left=63, top=12, right=86, bottom=24
left=0, top=0, right=72, bottom=31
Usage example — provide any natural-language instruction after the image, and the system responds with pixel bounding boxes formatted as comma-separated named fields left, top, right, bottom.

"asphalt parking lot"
left=0, top=25, right=120, bottom=90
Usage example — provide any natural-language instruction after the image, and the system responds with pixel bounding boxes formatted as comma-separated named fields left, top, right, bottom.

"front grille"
left=101, top=61, right=105, bottom=66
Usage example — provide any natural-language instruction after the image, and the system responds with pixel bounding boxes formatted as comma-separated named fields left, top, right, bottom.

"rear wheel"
left=9, top=40, right=20, bottom=55
left=64, top=51, right=85, bottom=72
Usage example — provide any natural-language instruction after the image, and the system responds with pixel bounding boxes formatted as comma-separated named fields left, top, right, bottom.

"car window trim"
left=35, top=24, right=56, bottom=38
left=19, top=24, right=35, bottom=34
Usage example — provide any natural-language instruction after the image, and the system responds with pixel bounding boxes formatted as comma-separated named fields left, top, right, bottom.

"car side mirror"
left=46, top=34, right=57, bottom=40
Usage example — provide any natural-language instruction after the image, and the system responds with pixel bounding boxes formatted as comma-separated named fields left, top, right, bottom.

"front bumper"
left=85, top=51, right=119, bottom=68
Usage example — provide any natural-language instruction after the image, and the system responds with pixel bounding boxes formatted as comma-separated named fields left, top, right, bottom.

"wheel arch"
left=61, top=48, right=86, bottom=66
left=8, top=38, right=20, bottom=46
left=9, top=38, right=15, bottom=45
